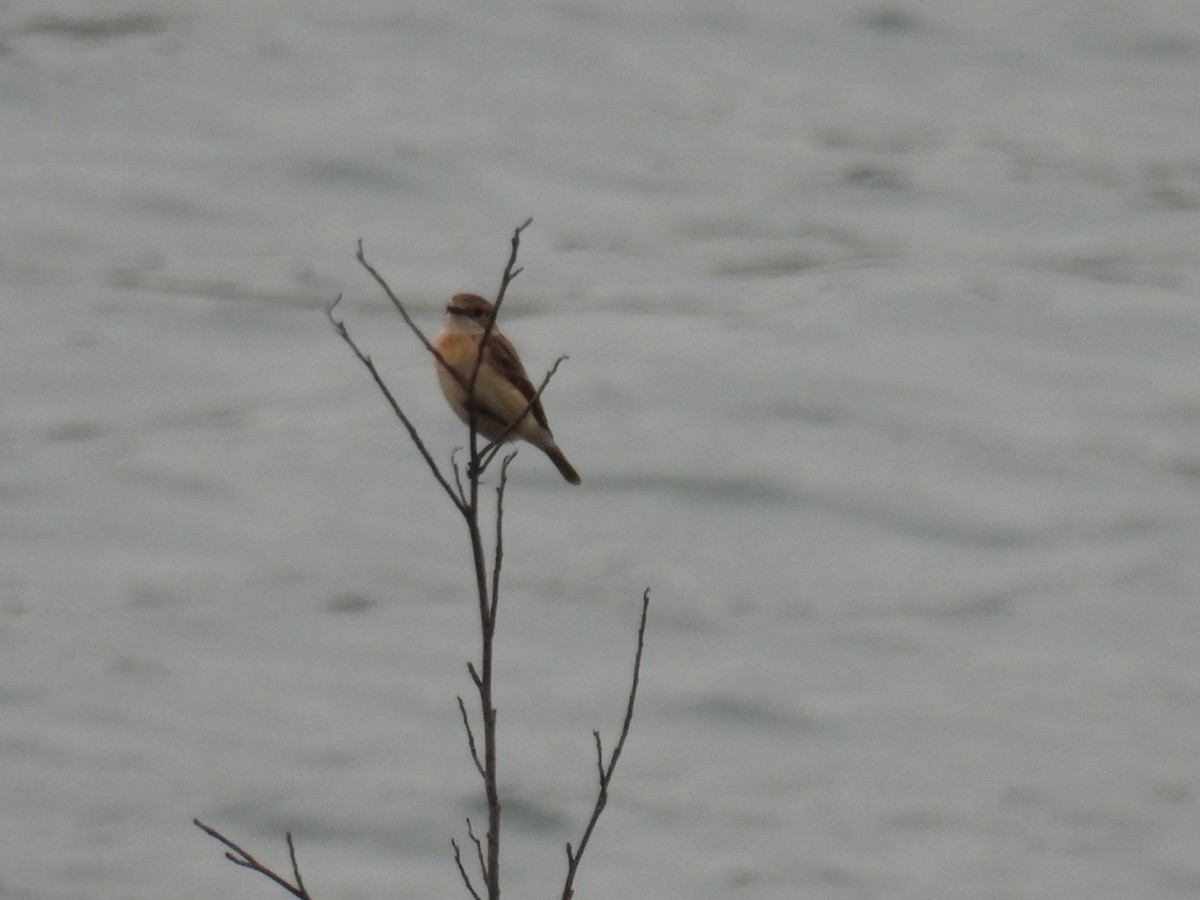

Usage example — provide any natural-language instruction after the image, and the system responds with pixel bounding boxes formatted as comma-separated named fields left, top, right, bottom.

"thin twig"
left=353, top=242, right=461, bottom=385
left=327, top=297, right=465, bottom=513
left=476, top=217, right=532, bottom=387
left=194, top=819, right=313, bottom=900
left=451, top=838, right=484, bottom=900
left=496, top=218, right=532, bottom=309
left=489, top=454, right=516, bottom=621
left=592, top=731, right=606, bottom=781
left=450, top=447, right=469, bottom=507
left=457, top=695, right=486, bottom=779
left=465, top=217, right=532, bottom=477
left=466, top=818, right=487, bottom=884
left=475, top=354, right=569, bottom=477
left=286, top=833, right=307, bottom=896
left=560, top=589, right=652, bottom=900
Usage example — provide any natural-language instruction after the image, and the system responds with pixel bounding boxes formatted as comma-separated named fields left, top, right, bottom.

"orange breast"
left=434, top=332, right=488, bottom=423
left=435, top=333, right=481, bottom=381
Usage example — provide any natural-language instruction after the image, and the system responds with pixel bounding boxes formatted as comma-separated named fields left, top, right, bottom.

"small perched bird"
left=434, top=293, right=581, bottom=485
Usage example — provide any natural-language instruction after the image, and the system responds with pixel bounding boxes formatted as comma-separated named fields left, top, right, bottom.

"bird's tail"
left=543, top=444, right=581, bottom=485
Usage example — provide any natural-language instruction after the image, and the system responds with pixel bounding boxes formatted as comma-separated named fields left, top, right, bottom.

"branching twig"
left=494, top=217, right=532, bottom=312
left=560, top=589, right=652, bottom=900
left=194, top=819, right=312, bottom=900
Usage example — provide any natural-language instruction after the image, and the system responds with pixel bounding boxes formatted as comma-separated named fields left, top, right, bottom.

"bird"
left=433, top=293, right=581, bottom=485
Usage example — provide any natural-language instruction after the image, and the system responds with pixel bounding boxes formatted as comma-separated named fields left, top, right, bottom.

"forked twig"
left=494, top=217, right=532, bottom=312
left=560, top=589, right=652, bottom=900
left=193, top=819, right=312, bottom=900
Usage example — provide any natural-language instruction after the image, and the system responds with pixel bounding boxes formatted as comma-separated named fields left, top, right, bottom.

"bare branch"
left=592, top=731, right=605, bottom=781
left=495, top=217, right=533, bottom=312
left=451, top=837, right=484, bottom=900
left=465, top=217, right=533, bottom=472
left=353, top=243, right=451, bottom=373
left=559, top=589, right=652, bottom=900
left=194, top=819, right=313, bottom=900
left=286, top=833, right=306, bottom=897
left=609, top=589, right=653, bottom=772
left=457, top=695, right=486, bottom=779
left=327, top=298, right=465, bottom=515
left=488, top=453, right=517, bottom=621
left=466, top=818, right=487, bottom=883
left=450, top=448, right=468, bottom=507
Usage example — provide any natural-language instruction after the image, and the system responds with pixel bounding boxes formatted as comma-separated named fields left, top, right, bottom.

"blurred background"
left=2, top=1, right=1200, bottom=898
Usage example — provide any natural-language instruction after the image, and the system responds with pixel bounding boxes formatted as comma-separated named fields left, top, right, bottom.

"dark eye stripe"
left=447, top=304, right=490, bottom=318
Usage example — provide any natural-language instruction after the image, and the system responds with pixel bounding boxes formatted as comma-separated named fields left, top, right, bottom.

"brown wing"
left=485, top=331, right=551, bottom=432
